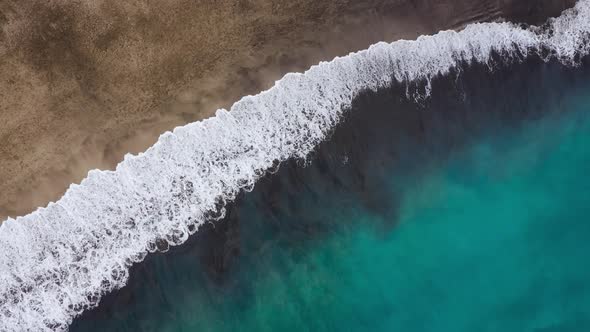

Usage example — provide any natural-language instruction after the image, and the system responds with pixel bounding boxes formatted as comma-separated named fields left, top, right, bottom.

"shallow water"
left=71, top=57, right=590, bottom=331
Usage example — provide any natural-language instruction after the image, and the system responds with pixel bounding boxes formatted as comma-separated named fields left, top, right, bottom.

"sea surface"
left=71, top=56, right=590, bottom=331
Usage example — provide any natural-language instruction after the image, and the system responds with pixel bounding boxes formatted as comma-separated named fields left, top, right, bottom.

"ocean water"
left=70, top=56, right=590, bottom=331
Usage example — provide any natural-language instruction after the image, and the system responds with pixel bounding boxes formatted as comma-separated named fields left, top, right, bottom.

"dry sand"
left=0, top=0, right=577, bottom=220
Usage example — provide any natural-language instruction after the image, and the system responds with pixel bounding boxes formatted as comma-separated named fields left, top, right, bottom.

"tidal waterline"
left=72, top=56, right=590, bottom=331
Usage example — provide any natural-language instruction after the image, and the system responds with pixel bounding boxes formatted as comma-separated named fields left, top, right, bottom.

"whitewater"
left=1, top=1, right=589, bottom=331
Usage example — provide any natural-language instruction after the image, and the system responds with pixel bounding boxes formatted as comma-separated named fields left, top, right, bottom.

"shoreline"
left=1, top=2, right=588, bottom=329
left=0, top=0, right=577, bottom=220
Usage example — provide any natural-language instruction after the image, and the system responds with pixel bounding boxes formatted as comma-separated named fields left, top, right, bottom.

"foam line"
left=1, top=1, right=589, bottom=330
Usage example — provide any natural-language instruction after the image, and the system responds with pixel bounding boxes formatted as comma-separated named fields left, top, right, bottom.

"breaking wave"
left=1, top=1, right=589, bottom=331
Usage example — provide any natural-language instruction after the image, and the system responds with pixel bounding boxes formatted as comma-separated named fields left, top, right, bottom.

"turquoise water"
left=172, top=103, right=590, bottom=332
left=72, top=60, right=590, bottom=331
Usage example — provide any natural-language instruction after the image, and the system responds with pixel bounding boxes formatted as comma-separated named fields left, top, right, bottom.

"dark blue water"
left=71, top=56, right=590, bottom=331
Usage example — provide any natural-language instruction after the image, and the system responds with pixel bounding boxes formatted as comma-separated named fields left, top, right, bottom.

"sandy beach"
left=0, top=0, right=576, bottom=220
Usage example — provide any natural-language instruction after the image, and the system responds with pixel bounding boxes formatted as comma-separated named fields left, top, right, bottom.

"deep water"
left=71, top=56, right=590, bottom=332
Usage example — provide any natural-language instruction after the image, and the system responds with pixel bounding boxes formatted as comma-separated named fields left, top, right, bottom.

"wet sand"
left=0, top=0, right=576, bottom=220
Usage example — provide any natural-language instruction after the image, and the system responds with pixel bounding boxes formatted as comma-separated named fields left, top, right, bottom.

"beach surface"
left=0, top=0, right=576, bottom=220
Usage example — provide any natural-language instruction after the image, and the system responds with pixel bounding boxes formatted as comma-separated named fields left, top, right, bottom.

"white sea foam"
left=1, top=1, right=589, bottom=330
